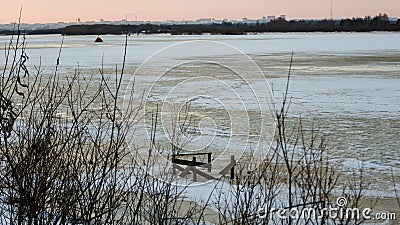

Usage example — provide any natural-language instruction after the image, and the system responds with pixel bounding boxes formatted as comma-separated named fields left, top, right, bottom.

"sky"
left=1, top=0, right=399, bottom=24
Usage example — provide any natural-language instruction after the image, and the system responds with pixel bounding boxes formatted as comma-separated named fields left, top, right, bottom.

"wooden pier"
left=171, top=153, right=236, bottom=181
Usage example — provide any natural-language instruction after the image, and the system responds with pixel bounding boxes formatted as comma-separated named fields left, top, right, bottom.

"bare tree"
left=0, top=28, right=144, bottom=224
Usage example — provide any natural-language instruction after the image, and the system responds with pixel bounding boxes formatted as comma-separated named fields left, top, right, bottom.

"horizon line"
left=1, top=13, right=398, bottom=25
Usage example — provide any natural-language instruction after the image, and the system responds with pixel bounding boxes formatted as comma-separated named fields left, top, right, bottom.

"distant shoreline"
left=1, top=16, right=399, bottom=36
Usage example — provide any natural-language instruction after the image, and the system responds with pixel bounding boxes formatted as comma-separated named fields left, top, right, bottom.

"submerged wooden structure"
left=171, top=152, right=236, bottom=181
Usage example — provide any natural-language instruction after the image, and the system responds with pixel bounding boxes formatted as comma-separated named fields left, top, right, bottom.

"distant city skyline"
left=2, top=0, right=400, bottom=24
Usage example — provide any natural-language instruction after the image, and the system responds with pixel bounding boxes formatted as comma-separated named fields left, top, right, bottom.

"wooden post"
left=207, top=153, right=212, bottom=172
left=172, top=155, right=176, bottom=175
left=192, top=157, right=197, bottom=182
left=230, top=155, right=235, bottom=180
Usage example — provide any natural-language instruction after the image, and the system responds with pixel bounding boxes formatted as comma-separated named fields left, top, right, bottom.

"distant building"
left=77, top=18, right=81, bottom=24
left=267, top=16, right=276, bottom=20
left=164, top=20, right=176, bottom=25
left=279, top=15, right=286, bottom=20
left=258, top=16, right=270, bottom=23
left=196, top=18, right=212, bottom=24
left=241, top=17, right=263, bottom=24
left=212, top=20, right=223, bottom=24
left=389, top=17, right=398, bottom=24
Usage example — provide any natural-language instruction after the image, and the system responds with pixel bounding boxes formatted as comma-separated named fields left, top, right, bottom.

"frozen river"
left=1, top=32, right=399, bottom=195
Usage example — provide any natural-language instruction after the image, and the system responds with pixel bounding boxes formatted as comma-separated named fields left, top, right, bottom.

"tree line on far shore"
left=1, top=13, right=399, bottom=35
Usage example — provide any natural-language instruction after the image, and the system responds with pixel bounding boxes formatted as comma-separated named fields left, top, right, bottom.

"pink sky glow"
left=1, top=0, right=399, bottom=24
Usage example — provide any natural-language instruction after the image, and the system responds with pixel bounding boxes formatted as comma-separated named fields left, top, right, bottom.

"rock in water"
left=95, top=37, right=103, bottom=43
